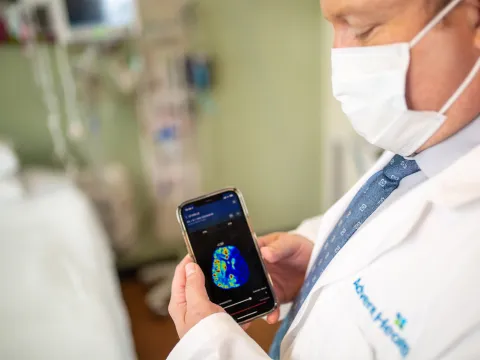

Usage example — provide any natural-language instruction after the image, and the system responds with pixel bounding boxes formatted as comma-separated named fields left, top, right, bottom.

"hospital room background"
left=0, top=0, right=380, bottom=359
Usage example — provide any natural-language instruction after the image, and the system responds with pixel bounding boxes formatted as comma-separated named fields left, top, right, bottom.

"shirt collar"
left=412, top=115, right=480, bottom=178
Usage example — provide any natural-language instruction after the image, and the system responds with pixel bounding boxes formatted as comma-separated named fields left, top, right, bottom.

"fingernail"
left=185, top=263, right=196, bottom=277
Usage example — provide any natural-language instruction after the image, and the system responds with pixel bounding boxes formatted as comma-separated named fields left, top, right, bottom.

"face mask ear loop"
left=439, top=58, right=480, bottom=115
left=410, top=0, right=463, bottom=48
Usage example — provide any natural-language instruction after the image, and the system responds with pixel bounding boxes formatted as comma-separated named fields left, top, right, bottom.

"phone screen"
left=180, top=190, right=276, bottom=323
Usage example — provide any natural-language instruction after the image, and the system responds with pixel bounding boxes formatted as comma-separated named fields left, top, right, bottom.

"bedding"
left=0, top=175, right=136, bottom=360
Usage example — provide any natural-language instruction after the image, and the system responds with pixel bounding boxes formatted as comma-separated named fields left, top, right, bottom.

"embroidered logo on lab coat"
left=395, top=313, right=408, bottom=330
left=354, top=278, right=410, bottom=358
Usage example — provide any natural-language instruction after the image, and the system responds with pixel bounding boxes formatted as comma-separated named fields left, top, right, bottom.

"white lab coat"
left=168, top=145, right=480, bottom=360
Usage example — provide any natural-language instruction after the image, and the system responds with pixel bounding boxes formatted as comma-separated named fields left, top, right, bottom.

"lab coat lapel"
left=314, top=184, right=430, bottom=289
left=314, top=144, right=480, bottom=291
left=284, top=146, right=480, bottom=351
left=284, top=151, right=424, bottom=343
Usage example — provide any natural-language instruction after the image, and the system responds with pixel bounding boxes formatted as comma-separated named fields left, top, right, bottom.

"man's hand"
left=169, top=255, right=224, bottom=339
left=258, top=233, right=313, bottom=324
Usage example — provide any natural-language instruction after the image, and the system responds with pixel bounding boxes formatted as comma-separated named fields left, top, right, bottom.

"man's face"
left=322, top=0, right=480, bottom=116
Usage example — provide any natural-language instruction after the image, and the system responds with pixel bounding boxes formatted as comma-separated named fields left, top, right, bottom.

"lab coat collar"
left=427, top=144, right=480, bottom=208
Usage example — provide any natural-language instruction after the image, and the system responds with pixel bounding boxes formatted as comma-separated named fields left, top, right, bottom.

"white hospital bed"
left=0, top=144, right=136, bottom=360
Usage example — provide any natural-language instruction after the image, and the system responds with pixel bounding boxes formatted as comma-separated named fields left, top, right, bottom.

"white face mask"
left=331, top=0, right=480, bottom=156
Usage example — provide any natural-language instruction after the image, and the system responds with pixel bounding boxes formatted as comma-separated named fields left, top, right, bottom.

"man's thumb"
left=262, top=236, right=297, bottom=263
left=185, top=262, right=209, bottom=304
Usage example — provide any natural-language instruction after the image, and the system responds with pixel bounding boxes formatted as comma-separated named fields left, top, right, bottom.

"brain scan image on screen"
left=212, top=246, right=250, bottom=289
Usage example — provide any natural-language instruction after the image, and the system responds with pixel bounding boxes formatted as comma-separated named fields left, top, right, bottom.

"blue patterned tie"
left=269, top=155, right=420, bottom=359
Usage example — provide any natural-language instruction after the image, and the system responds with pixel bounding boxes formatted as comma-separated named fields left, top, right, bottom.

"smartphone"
left=177, top=188, right=278, bottom=324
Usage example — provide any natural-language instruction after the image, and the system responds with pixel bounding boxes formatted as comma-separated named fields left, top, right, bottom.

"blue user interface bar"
left=183, top=192, right=244, bottom=232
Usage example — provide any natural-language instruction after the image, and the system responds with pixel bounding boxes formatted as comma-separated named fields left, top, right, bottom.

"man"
left=168, top=0, right=480, bottom=358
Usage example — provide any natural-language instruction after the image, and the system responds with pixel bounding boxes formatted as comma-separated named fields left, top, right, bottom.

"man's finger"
left=266, top=308, right=280, bottom=324
left=185, top=262, right=210, bottom=305
left=257, top=232, right=282, bottom=248
left=168, top=255, right=191, bottom=320
left=261, top=236, right=296, bottom=263
left=241, top=322, right=252, bottom=331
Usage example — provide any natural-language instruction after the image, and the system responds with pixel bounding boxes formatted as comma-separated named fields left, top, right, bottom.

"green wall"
left=196, top=0, right=323, bottom=233
left=0, top=0, right=324, bottom=267
left=0, top=47, right=57, bottom=166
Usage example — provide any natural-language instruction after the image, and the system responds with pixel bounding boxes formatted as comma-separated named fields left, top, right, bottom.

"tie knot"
left=384, top=155, right=420, bottom=181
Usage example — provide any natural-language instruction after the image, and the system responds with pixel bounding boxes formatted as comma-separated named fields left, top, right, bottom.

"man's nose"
left=332, top=27, right=362, bottom=49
